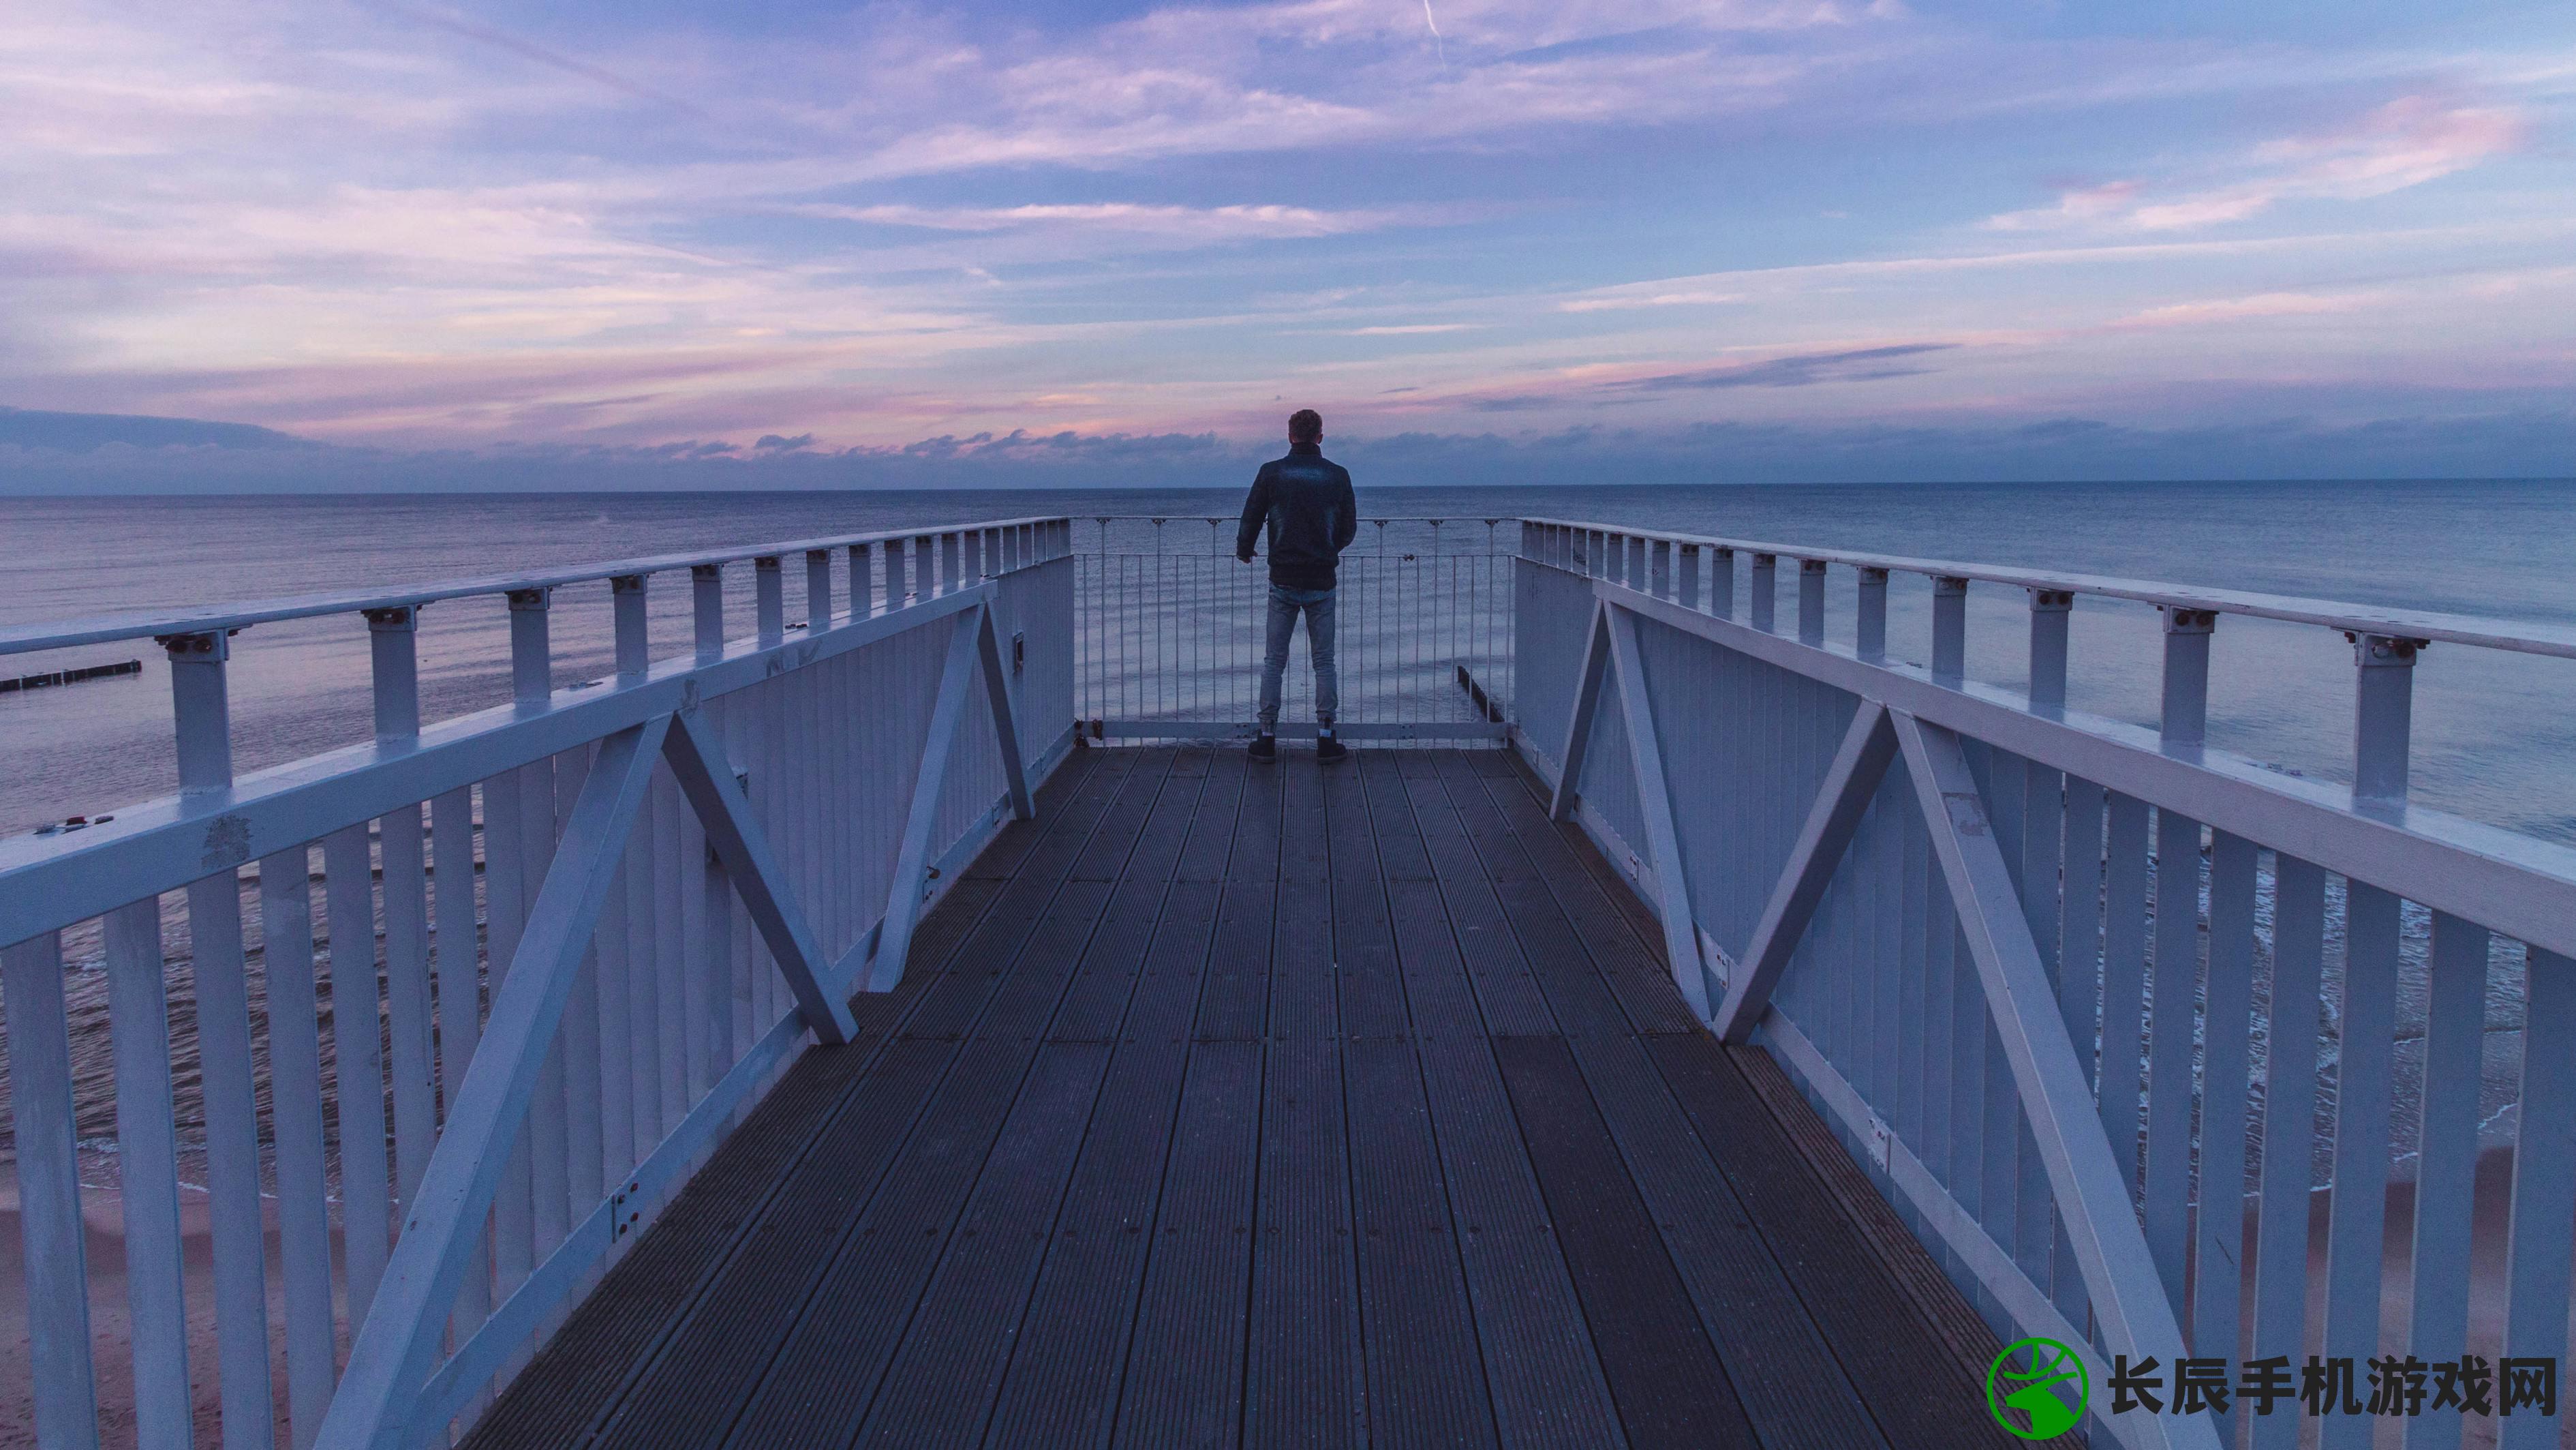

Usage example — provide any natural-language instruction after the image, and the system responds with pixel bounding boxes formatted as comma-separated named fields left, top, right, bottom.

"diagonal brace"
left=1550, top=599, right=1613, bottom=821
left=1713, top=701, right=1896, bottom=1043
left=314, top=715, right=668, bottom=1450
left=973, top=603, right=1033, bottom=821
left=864, top=605, right=986, bottom=993
left=1892, top=709, right=2218, bottom=1450
left=1604, top=602, right=1717, bottom=1018
left=662, top=707, right=859, bottom=1044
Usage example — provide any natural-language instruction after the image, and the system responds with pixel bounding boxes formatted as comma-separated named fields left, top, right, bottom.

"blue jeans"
left=1258, top=584, right=1337, bottom=730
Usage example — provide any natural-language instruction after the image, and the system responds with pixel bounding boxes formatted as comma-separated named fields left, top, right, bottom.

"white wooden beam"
left=974, top=604, right=1033, bottom=821
left=864, top=609, right=982, bottom=992
left=1712, top=701, right=1896, bottom=1044
left=1604, top=603, right=1715, bottom=1018
left=1549, top=600, right=1612, bottom=821
left=660, top=708, right=859, bottom=1044
left=313, top=716, right=666, bottom=1450
left=1891, top=709, right=2216, bottom=1450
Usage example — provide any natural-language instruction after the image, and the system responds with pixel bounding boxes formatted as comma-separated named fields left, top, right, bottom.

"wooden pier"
left=464, top=747, right=2025, bottom=1449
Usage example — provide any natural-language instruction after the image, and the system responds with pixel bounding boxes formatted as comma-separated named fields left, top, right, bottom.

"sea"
left=6, top=480, right=2574, bottom=843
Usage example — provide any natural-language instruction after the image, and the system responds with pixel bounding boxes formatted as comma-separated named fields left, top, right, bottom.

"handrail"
left=0, top=515, right=1069, bottom=656
left=1522, top=515, right=2576, bottom=660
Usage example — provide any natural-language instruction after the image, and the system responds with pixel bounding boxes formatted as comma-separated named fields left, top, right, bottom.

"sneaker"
left=1315, top=729, right=1348, bottom=764
left=1248, top=731, right=1278, bottom=764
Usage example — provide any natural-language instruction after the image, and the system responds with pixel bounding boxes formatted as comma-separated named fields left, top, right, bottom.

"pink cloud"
left=1987, top=97, right=2524, bottom=235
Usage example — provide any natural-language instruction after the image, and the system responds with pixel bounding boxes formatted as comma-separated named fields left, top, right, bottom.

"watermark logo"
left=1987, top=1337, right=2087, bottom=1440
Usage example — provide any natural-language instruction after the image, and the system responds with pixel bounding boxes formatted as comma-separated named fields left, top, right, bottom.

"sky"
left=3, top=0, right=2573, bottom=489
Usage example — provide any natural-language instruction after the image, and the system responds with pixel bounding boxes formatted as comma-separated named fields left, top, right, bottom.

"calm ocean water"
left=5, top=480, right=2573, bottom=842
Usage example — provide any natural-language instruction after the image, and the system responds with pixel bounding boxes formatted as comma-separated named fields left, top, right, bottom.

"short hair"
left=1287, top=408, right=1323, bottom=442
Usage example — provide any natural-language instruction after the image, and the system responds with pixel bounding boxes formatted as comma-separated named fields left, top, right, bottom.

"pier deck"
left=463, top=745, right=2021, bottom=1449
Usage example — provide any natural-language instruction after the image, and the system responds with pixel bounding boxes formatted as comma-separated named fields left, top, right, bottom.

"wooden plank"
left=1725, top=1044, right=2066, bottom=1449
left=2404, top=911, right=2488, bottom=1450
left=2191, top=830, right=2256, bottom=1447
left=850, top=1042, right=1118, bottom=1447
left=983, top=875, right=1225, bottom=1446
left=1462, top=761, right=1890, bottom=1450
left=101, top=898, right=194, bottom=1450
left=2, top=931, right=101, bottom=1450
left=253, top=856, right=337, bottom=1450
left=1490, top=1034, right=1757, bottom=1448
left=1381, top=755, right=1624, bottom=1450
left=1114, top=1040, right=1264, bottom=1448
left=189, top=866, right=281, bottom=1449
left=327, top=820, right=397, bottom=1331
left=2319, top=882, right=2400, bottom=1450
left=2499, top=948, right=2576, bottom=1450
left=661, top=759, right=1173, bottom=1449
left=1245, top=1024, right=1363, bottom=1448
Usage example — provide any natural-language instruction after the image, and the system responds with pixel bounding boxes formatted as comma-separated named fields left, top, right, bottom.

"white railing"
left=1073, top=515, right=1514, bottom=743
left=0, top=519, right=1076, bottom=1450
left=1516, top=519, right=2576, bottom=1449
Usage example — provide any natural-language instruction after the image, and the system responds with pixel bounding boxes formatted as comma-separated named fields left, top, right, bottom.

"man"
left=1236, top=408, right=1357, bottom=764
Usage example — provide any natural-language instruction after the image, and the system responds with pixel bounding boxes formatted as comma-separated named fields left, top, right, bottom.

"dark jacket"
left=1236, top=444, right=1358, bottom=590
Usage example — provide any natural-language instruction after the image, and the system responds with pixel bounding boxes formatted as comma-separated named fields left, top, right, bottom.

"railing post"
left=1651, top=539, right=1672, bottom=599
left=2159, top=608, right=2214, bottom=749
left=849, top=543, right=874, bottom=616
left=164, top=629, right=235, bottom=789
left=611, top=575, right=650, bottom=676
left=369, top=605, right=422, bottom=738
left=2027, top=590, right=2072, bottom=713
left=692, top=564, right=724, bottom=659
left=1856, top=567, right=1888, bottom=662
left=508, top=588, right=553, bottom=705
left=1751, top=552, right=1777, bottom=632
left=157, top=627, right=277, bottom=1445
left=806, top=550, right=835, bottom=633
left=2350, top=634, right=2419, bottom=807
left=1711, top=547, right=1735, bottom=620
left=1677, top=543, right=1700, bottom=610
left=754, top=556, right=784, bottom=646
left=2, top=931, right=99, bottom=1450
left=1797, top=558, right=1826, bottom=645
left=1626, top=534, right=1646, bottom=590
left=1931, top=575, right=1967, bottom=684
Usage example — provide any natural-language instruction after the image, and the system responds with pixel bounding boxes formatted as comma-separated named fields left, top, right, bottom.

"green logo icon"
left=1986, top=1336, right=2087, bottom=1440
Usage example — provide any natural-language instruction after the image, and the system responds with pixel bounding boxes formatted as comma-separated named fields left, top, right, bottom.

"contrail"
left=382, top=3, right=710, bottom=119
left=1420, top=0, right=1448, bottom=69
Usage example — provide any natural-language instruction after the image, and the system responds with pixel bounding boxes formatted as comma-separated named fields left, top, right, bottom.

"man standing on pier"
left=1237, top=408, right=1357, bottom=764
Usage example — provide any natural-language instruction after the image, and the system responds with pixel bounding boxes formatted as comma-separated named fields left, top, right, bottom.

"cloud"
left=1986, top=97, right=2525, bottom=235
left=798, top=200, right=1431, bottom=244
left=1557, top=287, right=1746, bottom=313
left=1610, top=343, right=1959, bottom=391
left=2112, top=290, right=2368, bottom=329
left=754, top=432, right=814, bottom=451
left=0, top=406, right=309, bottom=451
left=1344, top=324, right=1476, bottom=335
